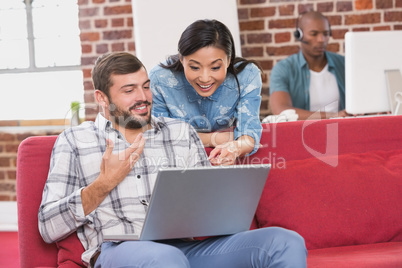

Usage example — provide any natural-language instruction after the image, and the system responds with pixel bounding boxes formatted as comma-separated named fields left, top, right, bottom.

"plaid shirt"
left=38, top=114, right=210, bottom=266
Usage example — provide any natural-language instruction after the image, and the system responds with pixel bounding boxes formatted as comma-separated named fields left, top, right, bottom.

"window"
left=0, top=0, right=83, bottom=121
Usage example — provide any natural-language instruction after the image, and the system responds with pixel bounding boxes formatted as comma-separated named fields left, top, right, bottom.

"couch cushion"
left=56, top=232, right=85, bottom=268
left=256, top=149, right=402, bottom=250
left=308, top=242, right=402, bottom=267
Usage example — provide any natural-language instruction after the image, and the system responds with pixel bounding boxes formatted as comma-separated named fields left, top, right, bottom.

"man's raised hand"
left=100, top=133, right=146, bottom=189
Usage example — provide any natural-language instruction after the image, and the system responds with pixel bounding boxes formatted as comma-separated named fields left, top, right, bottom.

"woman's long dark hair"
left=161, top=19, right=262, bottom=91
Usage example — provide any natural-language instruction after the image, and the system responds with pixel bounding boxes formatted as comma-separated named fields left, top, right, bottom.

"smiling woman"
left=180, top=46, right=230, bottom=98
left=149, top=19, right=263, bottom=165
left=0, top=0, right=83, bottom=122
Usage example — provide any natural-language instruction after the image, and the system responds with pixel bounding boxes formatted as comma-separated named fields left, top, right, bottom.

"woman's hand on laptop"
left=208, top=141, right=239, bottom=166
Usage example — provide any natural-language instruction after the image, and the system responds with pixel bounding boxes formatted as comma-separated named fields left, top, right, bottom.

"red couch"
left=17, top=115, right=402, bottom=267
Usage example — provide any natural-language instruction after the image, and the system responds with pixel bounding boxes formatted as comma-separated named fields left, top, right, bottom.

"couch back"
left=250, top=115, right=402, bottom=165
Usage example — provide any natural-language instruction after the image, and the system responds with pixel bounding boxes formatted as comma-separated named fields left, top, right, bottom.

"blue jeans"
left=95, top=227, right=307, bottom=268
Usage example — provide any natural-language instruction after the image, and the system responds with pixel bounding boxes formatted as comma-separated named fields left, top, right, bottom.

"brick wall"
left=237, top=0, right=402, bottom=98
left=0, top=0, right=401, bottom=200
left=78, top=0, right=402, bottom=119
left=79, top=0, right=136, bottom=121
left=0, top=130, right=61, bottom=201
left=0, top=133, right=18, bottom=201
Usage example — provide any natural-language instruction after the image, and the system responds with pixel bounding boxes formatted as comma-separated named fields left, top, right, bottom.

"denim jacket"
left=150, top=62, right=263, bottom=155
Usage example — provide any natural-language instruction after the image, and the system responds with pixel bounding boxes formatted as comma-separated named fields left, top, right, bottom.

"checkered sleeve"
left=38, top=130, right=88, bottom=243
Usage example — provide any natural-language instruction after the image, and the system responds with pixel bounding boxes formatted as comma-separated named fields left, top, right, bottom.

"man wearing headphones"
left=269, top=11, right=349, bottom=120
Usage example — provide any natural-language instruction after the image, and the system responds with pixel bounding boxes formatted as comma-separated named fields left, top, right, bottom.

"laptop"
left=103, top=164, right=270, bottom=241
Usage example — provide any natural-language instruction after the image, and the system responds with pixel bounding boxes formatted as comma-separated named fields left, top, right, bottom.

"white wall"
left=132, top=0, right=241, bottom=71
left=0, top=201, right=18, bottom=231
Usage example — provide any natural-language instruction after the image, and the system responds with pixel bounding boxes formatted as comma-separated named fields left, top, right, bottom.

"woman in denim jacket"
left=150, top=19, right=263, bottom=165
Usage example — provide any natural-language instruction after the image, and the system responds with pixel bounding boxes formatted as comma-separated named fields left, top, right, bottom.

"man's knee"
left=98, top=241, right=190, bottom=268
left=138, top=244, right=190, bottom=268
left=264, top=227, right=307, bottom=266
left=264, top=227, right=306, bottom=250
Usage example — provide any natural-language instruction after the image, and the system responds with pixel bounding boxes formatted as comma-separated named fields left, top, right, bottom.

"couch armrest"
left=17, top=136, right=59, bottom=268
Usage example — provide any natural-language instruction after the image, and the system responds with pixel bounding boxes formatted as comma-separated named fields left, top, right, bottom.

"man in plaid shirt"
left=39, top=52, right=306, bottom=268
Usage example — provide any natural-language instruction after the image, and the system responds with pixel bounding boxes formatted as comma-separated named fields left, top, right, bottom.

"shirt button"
left=137, top=175, right=141, bottom=179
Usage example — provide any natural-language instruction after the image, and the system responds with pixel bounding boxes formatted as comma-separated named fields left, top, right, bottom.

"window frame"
left=0, top=0, right=81, bottom=74
left=0, top=0, right=83, bottom=125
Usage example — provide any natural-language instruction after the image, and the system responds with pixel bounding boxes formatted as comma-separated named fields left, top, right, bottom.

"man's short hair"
left=92, top=52, right=146, bottom=98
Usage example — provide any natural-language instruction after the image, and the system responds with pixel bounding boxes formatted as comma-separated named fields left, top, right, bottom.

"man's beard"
left=109, top=101, right=152, bottom=129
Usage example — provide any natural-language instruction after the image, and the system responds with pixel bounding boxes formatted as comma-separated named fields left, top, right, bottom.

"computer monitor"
left=345, top=30, right=402, bottom=114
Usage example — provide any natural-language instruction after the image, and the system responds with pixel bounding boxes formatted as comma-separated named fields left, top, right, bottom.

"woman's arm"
left=233, top=64, right=263, bottom=156
left=197, top=131, right=234, bottom=147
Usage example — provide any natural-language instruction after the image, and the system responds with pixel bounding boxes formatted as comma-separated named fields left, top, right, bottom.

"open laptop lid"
left=104, top=164, right=270, bottom=241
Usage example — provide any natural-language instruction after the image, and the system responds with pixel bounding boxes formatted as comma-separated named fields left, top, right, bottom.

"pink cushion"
left=308, top=242, right=402, bottom=267
left=256, top=149, right=402, bottom=250
left=56, top=233, right=85, bottom=267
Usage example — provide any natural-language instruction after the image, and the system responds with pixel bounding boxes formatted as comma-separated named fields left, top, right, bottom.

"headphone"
left=293, top=12, right=332, bottom=42
left=293, top=27, right=304, bottom=42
